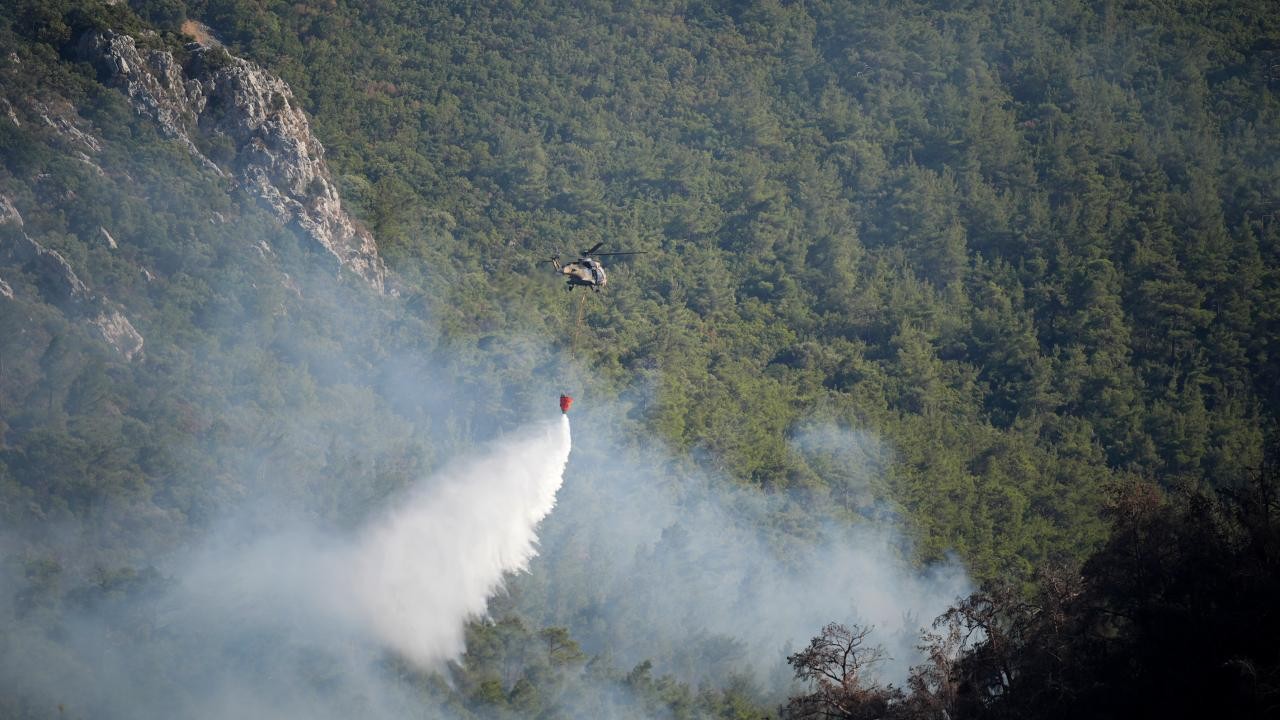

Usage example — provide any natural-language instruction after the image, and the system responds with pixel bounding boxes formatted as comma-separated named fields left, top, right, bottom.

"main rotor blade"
left=590, top=251, right=648, bottom=256
left=583, top=242, right=605, bottom=255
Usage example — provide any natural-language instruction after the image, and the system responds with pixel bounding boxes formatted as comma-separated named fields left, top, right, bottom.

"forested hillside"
left=164, top=0, right=1279, bottom=572
left=2, top=0, right=1278, bottom=718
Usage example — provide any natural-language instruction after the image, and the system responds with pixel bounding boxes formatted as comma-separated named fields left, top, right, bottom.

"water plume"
left=354, top=414, right=572, bottom=664
left=1, top=415, right=572, bottom=719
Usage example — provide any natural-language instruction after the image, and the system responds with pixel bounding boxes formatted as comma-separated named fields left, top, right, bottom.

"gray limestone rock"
left=78, top=30, right=386, bottom=291
left=0, top=194, right=144, bottom=361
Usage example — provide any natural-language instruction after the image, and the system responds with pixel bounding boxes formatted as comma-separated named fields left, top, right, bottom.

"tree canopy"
left=1, top=0, right=1278, bottom=717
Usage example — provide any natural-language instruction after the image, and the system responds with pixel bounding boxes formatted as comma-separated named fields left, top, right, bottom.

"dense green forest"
left=168, top=0, right=1280, bottom=574
left=2, top=0, right=1278, bottom=717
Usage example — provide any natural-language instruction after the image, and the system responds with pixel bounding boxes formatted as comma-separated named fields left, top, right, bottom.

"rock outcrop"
left=78, top=31, right=386, bottom=291
left=32, top=99, right=102, bottom=153
left=0, top=195, right=145, bottom=361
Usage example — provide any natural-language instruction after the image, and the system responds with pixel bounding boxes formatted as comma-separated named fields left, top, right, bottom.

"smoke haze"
left=524, top=412, right=972, bottom=689
left=1, top=415, right=572, bottom=718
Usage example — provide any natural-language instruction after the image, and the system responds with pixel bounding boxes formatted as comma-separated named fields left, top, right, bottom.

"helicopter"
left=547, top=242, right=646, bottom=291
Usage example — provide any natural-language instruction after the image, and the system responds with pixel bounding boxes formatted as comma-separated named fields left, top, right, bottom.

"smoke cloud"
left=2, top=414, right=572, bottom=718
left=523, top=412, right=971, bottom=690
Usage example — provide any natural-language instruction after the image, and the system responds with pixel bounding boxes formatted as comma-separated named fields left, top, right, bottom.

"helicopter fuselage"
left=556, top=257, right=607, bottom=290
left=547, top=243, right=644, bottom=291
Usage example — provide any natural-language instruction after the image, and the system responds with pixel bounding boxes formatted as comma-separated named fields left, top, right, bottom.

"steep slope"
left=192, top=0, right=1280, bottom=581
left=0, top=6, right=421, bottom=553
left=2, top=0, right=1280, bottom=717
left=0, top=193, right=143, bottom=360
left=76, top=28, right=386, bottom=289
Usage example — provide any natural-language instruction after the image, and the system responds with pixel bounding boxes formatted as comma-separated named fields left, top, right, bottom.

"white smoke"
left=523, top=414, right=971, bottom=689
left=1, top=414, right=572, bottom=719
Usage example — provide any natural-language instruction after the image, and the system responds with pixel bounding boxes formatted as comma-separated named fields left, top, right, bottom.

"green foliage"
left=916, top=463, right=1280, bottom=720
left=2, top=0, right=1279, bottom=716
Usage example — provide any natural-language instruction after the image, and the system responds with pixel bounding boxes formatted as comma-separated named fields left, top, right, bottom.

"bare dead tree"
left=904, top=618, right=966, bottom=720
left=784, top=622, right=904, bottom=720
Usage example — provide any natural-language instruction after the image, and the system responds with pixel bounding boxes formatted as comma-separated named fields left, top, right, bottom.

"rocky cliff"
left=0, top=195, right=145, bottom=361
left=77, top=30, right=386, bottom=291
